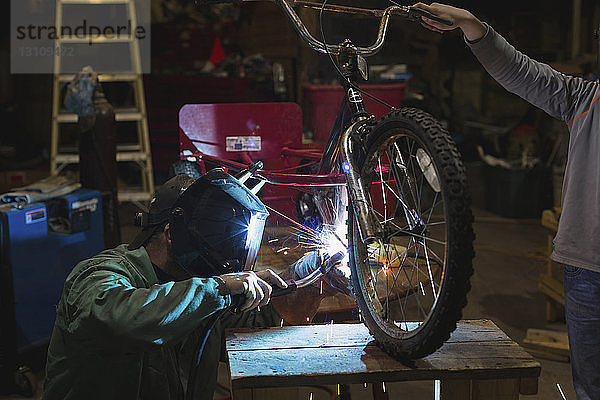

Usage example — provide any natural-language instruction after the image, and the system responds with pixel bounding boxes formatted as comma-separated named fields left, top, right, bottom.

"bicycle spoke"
left=424, top=220, right=446, bottom=227
left=403, top=241, right=425, bottom=320
left=425, top=191, right=440, bottom=224
left=354, top=128, right=454, bottom=337
left=384, top=240, right=414, bottom=301
left=384, top=220, right=447, bottom=246
left=422, top=238, right=439, bottom=302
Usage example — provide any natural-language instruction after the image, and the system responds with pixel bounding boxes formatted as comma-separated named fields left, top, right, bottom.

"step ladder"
left=50, top=0, right=154, bottom=204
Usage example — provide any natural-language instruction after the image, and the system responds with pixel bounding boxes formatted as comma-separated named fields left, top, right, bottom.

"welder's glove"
left=291, top=251, right=353, bottom=297
left=219, top=269, right=287, bottom=312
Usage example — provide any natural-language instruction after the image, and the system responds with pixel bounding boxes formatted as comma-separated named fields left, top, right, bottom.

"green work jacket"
left=43, top=244, right=281, bottom=400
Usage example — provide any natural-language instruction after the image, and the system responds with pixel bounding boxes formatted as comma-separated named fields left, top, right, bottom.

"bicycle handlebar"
left=195, top=0, right=453, bottom=56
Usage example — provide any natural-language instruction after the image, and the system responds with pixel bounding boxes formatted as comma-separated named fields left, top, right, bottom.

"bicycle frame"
left=185, top=0, right=450, bottom=241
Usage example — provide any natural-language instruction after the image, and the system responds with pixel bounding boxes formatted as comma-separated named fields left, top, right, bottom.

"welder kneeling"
left=42, top=170, right=350, bottom=400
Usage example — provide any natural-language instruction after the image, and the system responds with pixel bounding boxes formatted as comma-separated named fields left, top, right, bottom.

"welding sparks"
left=309, top=392, right=313, bottom=400
left=306, top=316, right=310, bottom=322
left=320, top=280, right=323, bottom=294
left=557, top=383, right=567, bottom=400
left=280, top=319, right=284, bottom=327
left=319, top=223, right=351, bottom=278
left=382, top=382, right=386, bottom=392
left=276, top=247, right=290, bottom=253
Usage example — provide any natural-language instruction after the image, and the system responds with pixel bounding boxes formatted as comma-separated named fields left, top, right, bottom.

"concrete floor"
left=1, top=189, right=576, bottom=400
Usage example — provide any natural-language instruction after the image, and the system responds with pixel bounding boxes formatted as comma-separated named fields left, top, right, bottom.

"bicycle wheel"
left=348, top=107, right=474, bottom=359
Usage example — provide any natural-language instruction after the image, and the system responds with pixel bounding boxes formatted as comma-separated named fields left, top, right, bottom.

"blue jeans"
left=564, top=265, right=600, bottom=400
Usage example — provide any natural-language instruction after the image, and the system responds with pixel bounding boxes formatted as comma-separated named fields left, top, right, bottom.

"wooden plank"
left=227, top=320, right=540, bottom=390
left=228, top=342, right=540, bottom=389
left=522, top=328, right=570, bottom=361
left=227, top=320, right=510, bottom=351
left=539, top=274, right=565, bottom=305
left=524, top=329, right=569, bottom=347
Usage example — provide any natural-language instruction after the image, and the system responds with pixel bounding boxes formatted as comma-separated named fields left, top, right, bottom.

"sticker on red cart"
left=226, top=136, right=262, bottom=152
left=25, top=208, right=46, bottom=224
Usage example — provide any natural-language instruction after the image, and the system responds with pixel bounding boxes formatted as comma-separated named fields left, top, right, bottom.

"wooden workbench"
left=226, top=319, right=540, bottom=400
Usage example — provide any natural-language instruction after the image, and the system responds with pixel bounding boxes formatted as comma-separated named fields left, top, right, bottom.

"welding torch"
left=230, top=250, right=346, bottom=310
left=271, top=250, right=346, bottom=297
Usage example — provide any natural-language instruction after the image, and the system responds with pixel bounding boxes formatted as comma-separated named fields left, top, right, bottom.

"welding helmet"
left=129, top=174, right=196, bottom=250
left=168, top=168, right=269, bottom=277
left=130, top=169, right=269, bottom=278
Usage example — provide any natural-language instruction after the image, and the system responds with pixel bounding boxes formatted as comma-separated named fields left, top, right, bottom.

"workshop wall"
left=0, top=0, right=598, bottom=184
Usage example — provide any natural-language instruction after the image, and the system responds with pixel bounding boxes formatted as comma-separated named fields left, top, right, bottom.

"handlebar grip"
left=271, top=280, right=297, bottom=297
left=409, top=7, right=454, bottom=27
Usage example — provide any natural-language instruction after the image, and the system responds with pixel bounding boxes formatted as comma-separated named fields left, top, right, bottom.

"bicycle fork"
left=340, top=120, right=383, bottom=244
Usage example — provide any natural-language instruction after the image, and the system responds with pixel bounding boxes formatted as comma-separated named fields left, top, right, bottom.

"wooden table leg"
left=336, top=383, right=352, bottom=399
left=372, top=382, right=389, bottom=400
left=231, top=387, right=299, bottom=400
left=440, top=379, right=520, bottom=400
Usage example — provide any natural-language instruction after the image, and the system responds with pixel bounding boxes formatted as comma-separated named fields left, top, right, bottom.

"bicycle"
left=184, top=0, right=475, bottom=359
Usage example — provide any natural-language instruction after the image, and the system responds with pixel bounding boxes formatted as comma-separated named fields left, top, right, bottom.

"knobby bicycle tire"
left=348, top=107, right=475, bottom=359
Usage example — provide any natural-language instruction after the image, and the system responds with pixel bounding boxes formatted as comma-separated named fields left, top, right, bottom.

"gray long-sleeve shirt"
left=467, top=25, right=600, bottom=272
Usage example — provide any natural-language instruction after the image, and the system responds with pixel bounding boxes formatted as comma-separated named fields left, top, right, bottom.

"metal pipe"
left=274, top=0, right=399, bottom=56
left=291, top=0, right=384, bottom=17
left=340, top=122, right=382, bottom=243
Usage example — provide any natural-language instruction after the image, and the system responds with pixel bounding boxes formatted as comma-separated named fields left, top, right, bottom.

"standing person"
left=43, top=171, right=350, bottom=400
left=412, top=3, right=600, bottom=399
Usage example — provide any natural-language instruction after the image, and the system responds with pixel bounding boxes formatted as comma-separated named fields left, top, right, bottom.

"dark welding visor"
left=168, top=168, right=269, bottom=278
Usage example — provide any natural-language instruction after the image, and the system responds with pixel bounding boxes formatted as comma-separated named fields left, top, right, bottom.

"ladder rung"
left=56, top=109, right=143, bottom=123
left=117, top=144, right=141, bottom=152
left=117, top=152, right=147, bottom=162
left=58, top=36, right=133, bottom=44
left=56, top=151, right=147, bottom=164
left=57, top=145, right=139, bottom=152
left=117, top=190, right=152, bottom=202
left=115, top=111, right=144, bottom=122
left=60, top=0, right=129, bottom=3
left=55, top=154, right=80, bottom=164
left=58, top=73, right=139, bottom=83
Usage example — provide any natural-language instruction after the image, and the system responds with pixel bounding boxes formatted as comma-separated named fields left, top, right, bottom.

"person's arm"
left=221, top=251, right=352, bottom=328
left=412, top=2, right=584, bottom=122
left=63, top=265, right=232, bottom=348
left=220, top=265, right=324, bottom=329
left=412, top=2, right=486, bottom=41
